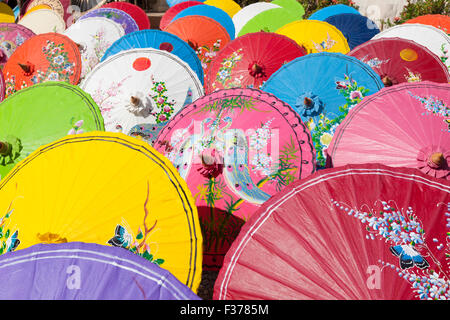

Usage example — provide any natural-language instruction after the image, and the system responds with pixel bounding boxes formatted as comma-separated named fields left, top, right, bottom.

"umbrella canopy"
left=0, top=81, right=104, bottom=179
left=324, top=13, right=379, bottom=50
left=0, top=23, right=35, bottom=69
left=0, top=67, right=4, bottom=100
left=372, top=24, right=450, bottom=71
left=3, top=33, right=81, bottom=97
left=78, top=7, right=139, bottom=35
left=272, top=0, right=305, bottom=17
left=102, top=1, right=150, bottom=30
left=405, top=14, right=450, bottom=34
left=171, top=4, right=235, bottom=41
left=0, top=2, right=15, bottom=23
left=348, top=37, right=450, bottom=86
left=276, top=20, right=350, bottom=54
left=80, top=48, right=204, bottom=144
left=327, top=81, right=450, bottom=180
left=261, top=53, right=384, bottom=168
left=101, top=29, right=204, bottom=86
left=0, top=131, right=203, bottom=292
left=203, top=0, right=240, bottom=18
left=163, top=15, right=230, bottom=80
left=154, top=88, right=315, bottom=269
left=214, top=164, right=450, bottom=300
left=237, top=8, right=298, bottom=37
left=25, top=0, right=64, bottom=19
left=18, top=9, right=66, bottom=34
left=308, top=3, right=360, bottom=21
left=206, top=32, right=306, bottom=93
left=63, top=17, right=125, bottom=79
left=23, top=4, right=52, bottom=16
left=232, top=2, right=281, bottom=38
left=0, top=242, right=200, bottom=300
left=160, top=1, right=204, bottom=31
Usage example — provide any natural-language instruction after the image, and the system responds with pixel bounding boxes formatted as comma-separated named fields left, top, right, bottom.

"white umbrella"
left=232, top=2, right=281, bottom=38
left=372, top=24, right=450, bottom=70
left=25, top=0, right=65, bottom=20
left=18, top=9, right=66, bottom=34
left=80, top=48, right=204, bottom=143
left=63, top=17, right=125, bottom=79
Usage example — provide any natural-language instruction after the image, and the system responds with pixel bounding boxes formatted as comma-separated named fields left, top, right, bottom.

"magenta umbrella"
left=0, top=23, right=35, bottom=69
left=327, top=81, right=450, bottom=179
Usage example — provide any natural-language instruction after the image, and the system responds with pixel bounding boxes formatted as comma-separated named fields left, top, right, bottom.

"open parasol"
left=63, top=17, right=125, bottom=79
left=261, top=52, right=384, bottom=168
left=206, top=32, right=306, bottom=93
left=159, top=1, right=204, bottom=31
left=405, top=14, right=450, bottom=34
left=0, top=131, right=203, bottom=292
left=17, top=8, right=66, bottom=34
left=276, top=20, right=350, bottom=54
left=0, top=2, right=15, bottom=23
left=231, top=2, right=281, bottom=38
left=0, top=242, right=200, bottom=300
left=78, top=7, right=139, bottom=35
left=101, top=29, right=204, bottom=86
left=308, top=3, right=360, bottom=21
left=203, top=0, right=240, bottom=18
left=237, top=7, right=298, bottom=37
left=348, top=37, right=450, bottom=86
left=3, top=32, right=81, bottom=96
left=101, top=1, right=150, bottom=30
left=215, top=164, right=450, bottom=300
left=0, top=23, right=35, bottom=69
left=0, top=81, right=104, bottom=179
left=327, top=81, right=450, bottom=180
left=80, top=48, right=204, bottom=145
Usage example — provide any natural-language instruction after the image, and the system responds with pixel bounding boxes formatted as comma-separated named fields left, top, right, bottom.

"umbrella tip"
left=429, top=152, right=446, bottom=169
left=304, top=97, right=313, bottom=107
left=0, top=141, right=11, bottom=156
left=18, top=62, right=34, bottom=76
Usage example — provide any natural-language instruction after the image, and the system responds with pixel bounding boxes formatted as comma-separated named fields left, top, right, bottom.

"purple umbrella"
left=0, top=242, right=201, bottom=300
left=78, top=8, right=139, bottom=34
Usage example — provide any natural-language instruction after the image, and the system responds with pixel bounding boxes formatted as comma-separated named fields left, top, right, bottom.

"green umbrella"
left=0, top=81, right=104, bottom=179
left=272, top=0, right=305, bottom=18
left=238, top=7, right=300, bottom=37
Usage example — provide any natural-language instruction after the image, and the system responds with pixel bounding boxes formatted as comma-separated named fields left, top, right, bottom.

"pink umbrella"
left=327, top=81, right=450, bottom=180
left=154, top=88, right=315, bottom=270
left=0, top=23, right=35, bottom=69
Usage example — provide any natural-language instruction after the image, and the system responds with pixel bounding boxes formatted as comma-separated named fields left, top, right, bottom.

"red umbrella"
left=348, top=37, right=450, bottom=87
left=159, top=1, right=204, bottom=31
left=205, top=32, right=307, bottom=94
left=215, top=164, right=450, bottom=300
left=102, top=1, right=150, bottom=30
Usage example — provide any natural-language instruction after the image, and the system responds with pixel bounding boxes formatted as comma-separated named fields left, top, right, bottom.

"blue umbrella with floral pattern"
left=260, top=52, right=384, bottom=168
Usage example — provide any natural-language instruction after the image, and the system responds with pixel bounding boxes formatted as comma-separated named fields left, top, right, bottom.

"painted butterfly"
left=390, top=245, right=429, bottom=270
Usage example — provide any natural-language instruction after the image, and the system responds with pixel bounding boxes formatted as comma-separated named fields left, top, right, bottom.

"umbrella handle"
left=0, top=141, right=11, bottom=156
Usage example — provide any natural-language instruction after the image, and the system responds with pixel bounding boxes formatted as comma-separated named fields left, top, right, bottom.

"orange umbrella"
left=163, top=15, right=231, bottom=83
left=3, top=33, right=81, bottom=97
left=405, top=14, right=450, bottom=34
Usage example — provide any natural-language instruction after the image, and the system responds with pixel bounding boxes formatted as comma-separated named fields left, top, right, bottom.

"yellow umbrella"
left=204, top=0, right=241, bottom=18
left=0, top=132, right=203, bottom=292
left=276, top=20, right=350, bottom=54
left=0, top=3, right=15, bottom=23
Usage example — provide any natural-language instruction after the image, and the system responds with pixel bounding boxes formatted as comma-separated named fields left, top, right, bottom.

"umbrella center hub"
left=18, top=62, right=35, bottom=76
left=248, top=62, right=266, bottom=79
left=36, top=232, right=68, bottom=244
left=198, top=147, right=224, bottom=178
left=0, top=136, right=22, bottom=167
left=427, top=152, right=447, bottom=170
left=126, top=92, right=154, bottom=117
left=417, top=147, right=449, bottom=177
left=295, top=92, right=324, bottom=117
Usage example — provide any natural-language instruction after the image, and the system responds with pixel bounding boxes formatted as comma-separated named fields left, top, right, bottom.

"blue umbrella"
left=260, top=52, right=384, bottom=168
left=171, top=4, right=235, bottom=40
left=324, top=13, right=379, bottom=50
left=308, top=4, right=360, bottom=21
left=166, top=0, right=205, bottom=7
left=101, top=29, right=204, bottom=84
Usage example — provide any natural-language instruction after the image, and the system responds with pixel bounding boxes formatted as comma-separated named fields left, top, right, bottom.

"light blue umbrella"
left=171, top=4, right=235, bottom=40
left=101, top=29, right=204, bottom=84
left=308, top=4, right=360, bottom=21
left=324, top=13, right=380, bottom=50
left=166, top=0, right=205, bottom=7
left=260, top=52, right=384, bottom=168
